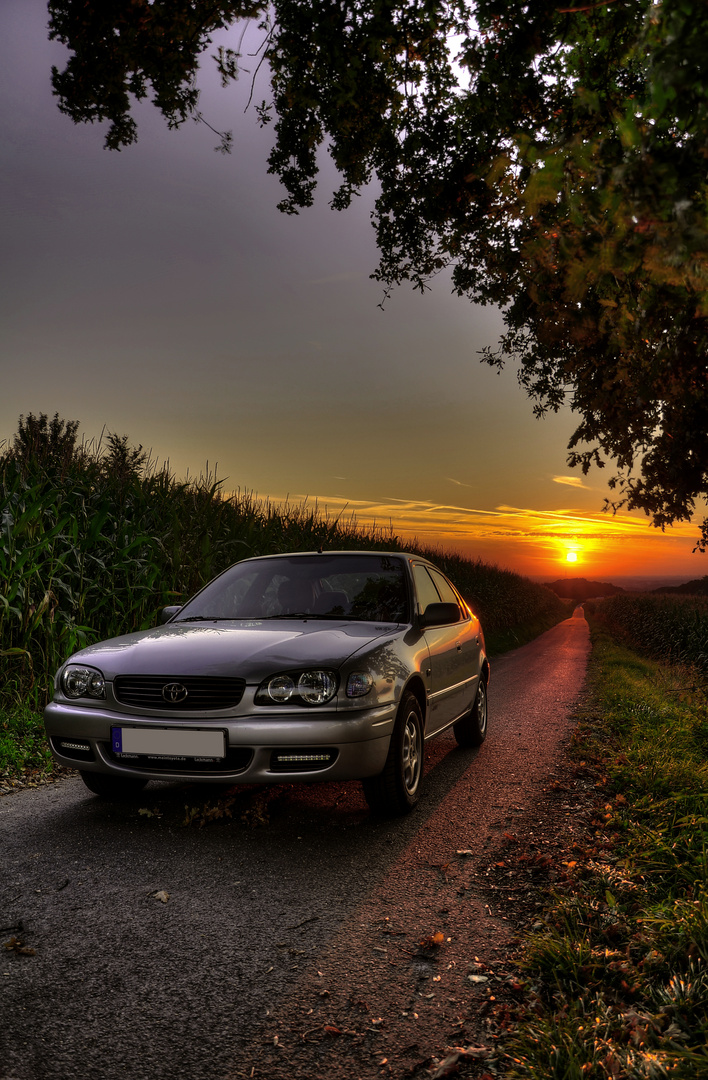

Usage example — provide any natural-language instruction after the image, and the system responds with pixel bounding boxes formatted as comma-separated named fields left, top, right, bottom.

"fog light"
left=59, top=740, right=91, bottom=752
left=274, top=753, right=331, bottom=763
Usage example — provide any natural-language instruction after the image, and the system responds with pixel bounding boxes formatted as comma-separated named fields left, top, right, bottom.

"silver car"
left=44, top=551, right=489, bottom=815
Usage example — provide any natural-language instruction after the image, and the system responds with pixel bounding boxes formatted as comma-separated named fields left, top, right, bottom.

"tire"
left=79, top=771, right=148, bottom=799
left=362, top=691, right=424, bottom=816
left=453, top=678, right=488, bottom=748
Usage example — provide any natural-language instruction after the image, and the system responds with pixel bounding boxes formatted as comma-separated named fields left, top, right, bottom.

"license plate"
left=111, top=726, right=226, bottom=759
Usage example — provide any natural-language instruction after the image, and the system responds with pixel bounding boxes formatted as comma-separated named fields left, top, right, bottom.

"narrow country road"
left=1, top=610, right=589, bottom=1080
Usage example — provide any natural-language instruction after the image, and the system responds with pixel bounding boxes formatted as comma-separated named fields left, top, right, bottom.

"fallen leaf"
left=152, top=890, right=169, bottom=904
left=431, top=1053, right=462, bottom=1079
left=456, top=849, right=475, bottom=856
left=3, top=936, right=36, bottom=956
left=419, top=931, right=445, bottom=949
left=460, top=1046, right=491, bottom=1058
left=430, top=1048, right=489, bottom=1080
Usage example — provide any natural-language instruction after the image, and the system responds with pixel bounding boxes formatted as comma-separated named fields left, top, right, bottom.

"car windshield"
left=175, top=554, right=410, bottom=623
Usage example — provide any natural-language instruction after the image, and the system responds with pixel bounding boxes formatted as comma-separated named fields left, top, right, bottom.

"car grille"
left=113, top=675, right=246, bottom=711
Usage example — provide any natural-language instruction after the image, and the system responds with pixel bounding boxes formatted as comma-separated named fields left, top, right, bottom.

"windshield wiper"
left=177, top=615, right=224, bottom=622
left=240, top=612, right=342, bottom=620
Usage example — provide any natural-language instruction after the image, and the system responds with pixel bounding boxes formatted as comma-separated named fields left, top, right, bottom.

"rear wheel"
left=362, top=691, right=424, bottom=816
left=79, top=771, right=148, bottom=799
left=453, top=678, right=488, bottom=747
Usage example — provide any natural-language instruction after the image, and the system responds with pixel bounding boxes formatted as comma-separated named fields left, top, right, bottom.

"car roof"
left=236, top=550, right=422, bottom=563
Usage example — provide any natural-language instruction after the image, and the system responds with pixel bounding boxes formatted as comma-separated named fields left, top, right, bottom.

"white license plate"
left=111, top=726, right=226, bottom=759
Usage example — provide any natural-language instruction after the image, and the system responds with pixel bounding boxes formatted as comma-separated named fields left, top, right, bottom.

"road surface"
left=0, top=610, right=589, bottom=1080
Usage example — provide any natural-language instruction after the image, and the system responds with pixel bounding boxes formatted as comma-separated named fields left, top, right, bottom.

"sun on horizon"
left=566, top=552, right=578, bottom=564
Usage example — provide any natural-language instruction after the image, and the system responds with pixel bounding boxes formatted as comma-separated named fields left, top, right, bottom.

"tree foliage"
left=47, top=0, right=708, bottom=545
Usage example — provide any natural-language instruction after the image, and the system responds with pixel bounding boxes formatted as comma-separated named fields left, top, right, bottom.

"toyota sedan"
left=44, top=550, right=489, bottom=815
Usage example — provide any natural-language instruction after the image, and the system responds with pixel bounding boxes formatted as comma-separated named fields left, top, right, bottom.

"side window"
left=412, top=564, right=442, bottom=615
left=429, top=568, right=467, bottom=618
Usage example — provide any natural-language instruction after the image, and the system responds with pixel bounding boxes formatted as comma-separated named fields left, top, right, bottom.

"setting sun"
left=566, top=552, right=578, bottom=563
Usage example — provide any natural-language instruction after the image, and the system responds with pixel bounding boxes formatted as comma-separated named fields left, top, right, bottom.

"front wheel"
left=362, top=691, right=424, bottom=816
left=453, top=678, right=488, bottom=748
left=79, top=771, right=148, bottom=800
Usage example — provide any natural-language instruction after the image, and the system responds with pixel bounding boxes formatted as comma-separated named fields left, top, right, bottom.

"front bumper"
left=44, top=700, right=397, bottom=784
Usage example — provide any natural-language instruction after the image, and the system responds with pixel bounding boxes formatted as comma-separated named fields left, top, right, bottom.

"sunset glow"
left=260, top=491, right=706, bottom=580
left=3, top=4, right=707, bottom=592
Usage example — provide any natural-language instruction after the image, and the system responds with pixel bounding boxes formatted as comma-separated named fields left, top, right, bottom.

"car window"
left=184, top=570, right=261, bottom=618
left=176, top=554, right=410, bottom=622
left=412, top=564, right=442, bottom=615
left=428, top=568, right=467, bottom=616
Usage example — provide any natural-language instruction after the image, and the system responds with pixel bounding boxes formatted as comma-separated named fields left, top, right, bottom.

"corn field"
left=0, top=415, right=565, bottom=706
left=596, top=593, right=708, bottom=674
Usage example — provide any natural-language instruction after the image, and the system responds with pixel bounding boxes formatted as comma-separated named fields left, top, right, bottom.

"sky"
left=1, top=0, right=705, bottom=584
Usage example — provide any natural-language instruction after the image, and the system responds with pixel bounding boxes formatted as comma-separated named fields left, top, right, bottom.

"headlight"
left=255, top=670, right=337, bottom=706
left=61, top=665, right=106, bottom=700
left=267, top=675, right=296, bottom=702
left=297, top=670, right=337, bottom=705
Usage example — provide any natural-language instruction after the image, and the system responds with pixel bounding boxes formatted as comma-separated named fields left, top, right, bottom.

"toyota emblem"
left=162, top=682, right=188, bottom=704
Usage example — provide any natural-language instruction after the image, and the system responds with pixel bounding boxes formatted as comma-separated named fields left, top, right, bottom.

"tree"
left=47, top=0, right=708, bottom=546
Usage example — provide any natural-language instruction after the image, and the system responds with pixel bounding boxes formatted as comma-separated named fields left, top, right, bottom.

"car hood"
left=66, top=620, right=401, bottom=681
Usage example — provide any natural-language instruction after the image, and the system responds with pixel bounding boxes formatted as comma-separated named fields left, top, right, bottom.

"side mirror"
left=419, top=602, right=460, bottom=628
left=160, top=605, right=182, bottom=624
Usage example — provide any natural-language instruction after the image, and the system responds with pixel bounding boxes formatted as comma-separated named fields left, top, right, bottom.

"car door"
left=412, top=563, right=477, bottom=736
left=427, top=565, right=481, bottom=718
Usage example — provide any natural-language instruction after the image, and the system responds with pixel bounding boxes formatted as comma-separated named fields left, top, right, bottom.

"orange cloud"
left=552, top=475, right=588, bottom=489
left=244, top=490, right=704, bottom=579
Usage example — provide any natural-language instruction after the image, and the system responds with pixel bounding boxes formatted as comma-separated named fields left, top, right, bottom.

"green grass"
left=0, top=701, right=55, bottom=787
left=504, top=619, right=708, bottom=1079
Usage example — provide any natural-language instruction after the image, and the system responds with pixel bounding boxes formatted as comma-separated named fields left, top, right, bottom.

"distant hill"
left=545, top=577, right=626, bottom=600
left=653, top=576, right=708, bottom=596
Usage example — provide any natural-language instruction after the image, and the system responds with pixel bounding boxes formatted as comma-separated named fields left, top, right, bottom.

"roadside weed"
left=0, top=698, right=56, bottom=787
left=505, top=622, right=708, bottom=1078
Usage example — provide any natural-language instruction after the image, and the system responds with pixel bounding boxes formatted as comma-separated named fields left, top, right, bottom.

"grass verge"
left=0, top=699, right=62, bottom=794
left=502, top=619, right=708, bottom=1079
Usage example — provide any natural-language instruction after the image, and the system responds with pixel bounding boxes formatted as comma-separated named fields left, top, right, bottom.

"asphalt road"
left=0, top=610, right=590, bottom=1080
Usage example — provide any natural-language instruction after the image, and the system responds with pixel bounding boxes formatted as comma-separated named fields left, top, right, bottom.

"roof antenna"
left=318, top=545, right=324, bottom=554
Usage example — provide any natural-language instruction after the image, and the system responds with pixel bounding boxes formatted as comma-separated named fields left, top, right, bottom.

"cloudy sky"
left=1, top=0, right=703, bottom=581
